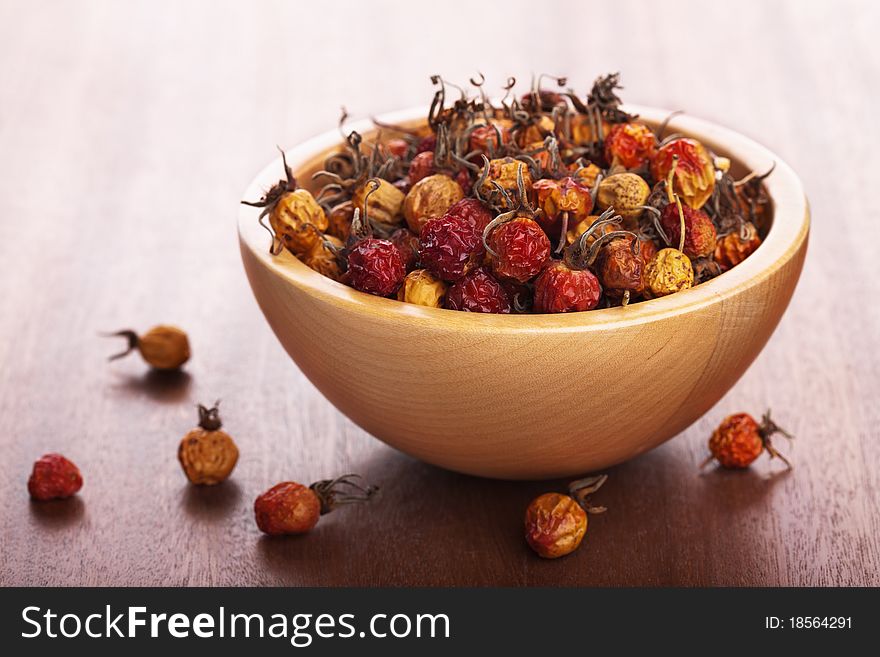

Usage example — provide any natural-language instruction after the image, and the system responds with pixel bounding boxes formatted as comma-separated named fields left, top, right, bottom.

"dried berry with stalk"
left=532, top=175, right=594, bottom=246
left=524, top=474, right=607, bottom=559
left=702, top=410, right=792, bottom=469
left=714, top=221, right=762, bottom=271
left=242, top=149, right=328, bottom=256
left=178, top=402, right=239, bottom=486
left=352, top=178, right=405, bottom=230
left=407, top=151, right=435, bottom=185
left=651, top=137, right=715, bottom=210
left=419, top=211, right=486, bottom=282
left=445, top=266, right=512, bottom=313
left=476, top=157, right=534, bottom=211
left=254, top=475, right=378, bottom=536
left=595, top=172, right=650, bottom=227
left=647, top=159, right=717, bottom=259
left=345, top=180, right=407, bottom=296
left=28, top=453, right=83, bottom=501
left=444, top=197, right=494, bottom=232
left=404, top=173, right=465, bottom=234
left=303, top=235, right=345, bottom=281
left=397, top=269, right=448, bottom=307
left=604, top=121, right=657, bottom=169
left=104, top=325, right=190, bottom=371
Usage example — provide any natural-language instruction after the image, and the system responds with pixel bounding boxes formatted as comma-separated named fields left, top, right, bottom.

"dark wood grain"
left=1, top=0, right=878, bottom=586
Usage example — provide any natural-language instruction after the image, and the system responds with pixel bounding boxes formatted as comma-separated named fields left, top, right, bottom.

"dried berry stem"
left=103, top=329, right=139, bottom=361
left=197, top=401, right=223, bottom=431
left=568, top=474, right=608, bottom=514
left=310, top=474, right=379, bottom=515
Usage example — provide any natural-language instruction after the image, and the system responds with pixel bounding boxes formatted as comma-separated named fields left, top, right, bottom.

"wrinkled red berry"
left=347, top=238, right=406, bottom=296
left=445, top=267, right=512, bottom=313
left=487, top=216, right=551, bottom=283
left=419, top=214, right=485, bottom=282
left=254, top=482, right=321, bottom=536
left=416, top=134, right=436, bottom=154
left=28, top=453, right=83, bottom=501
left=385, top=138, right=409, bottom=159
left=444, top=198, right=494, bottom=232
left=603, top=122, right=656, bottom=169
left=389, top=228, right=420, bottom=272
left=533, top=260, right=602, bottom=313
left=408, top=151, right=435, bottom=185
left=660, top=203, right=717, bottom=258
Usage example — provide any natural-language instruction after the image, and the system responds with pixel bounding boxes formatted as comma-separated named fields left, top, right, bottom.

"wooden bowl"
left=239, top=105, right=809, bottom=480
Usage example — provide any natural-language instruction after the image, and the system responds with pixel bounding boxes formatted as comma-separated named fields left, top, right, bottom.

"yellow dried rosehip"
left=596, top=173, right=650, bottom=226
left=518, top=115, right=555, bottom=147
left=714, top=222, right=762, bottom=271
left=404, top=173, right=464, bottom=234
left=352, top=178, right=405, bottom=229
left=651, top=138, right=715, bottom=209
left=643, top=248, right=694, bottom=298
left=569, top=114, right=612, bottom=146
left=524, top=493, right=587, bottom=559
left=178, top=403, right=239, bottom=485
left=478, top=157, right=533, bottom=210
left=271, top=188, right=328, bottom=256
left=327, top=201, right=354, bottom=241
left=396, top=269, right=448, bottom=307
left=105, top=325, right=190, bottom=370
left=532, top=177, right=593, bottom=222
left=571, top=162, right=602, bottom=188
left=302, top=235, right=344, bottom=281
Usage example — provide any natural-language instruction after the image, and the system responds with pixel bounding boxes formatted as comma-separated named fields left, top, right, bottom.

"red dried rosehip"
left=385, top=138, right=409, bottom=159
left=468, top=120, right=512, bottom=154
left=659, top=202, right=717, bottom=258
left=703, top=411, right=792, bottom=469
left=445, top=267, right=512, bottom=313
left=254, top=475, right=378, bottom=536
left=651, top=138, right=715, bottom=209
left=714, top=222, right=761, bottom=270
left=389, top=228, right=420, bottom=272
left=533, top=260, right=602, bottom=313
left=524, top=493, right=586, bottom=559
left=28, top=453, right=83, bottom=501
left=347, top=238, right=406, bottom=296
left=532, top=176, right=594, bottom=243
left=444, top=197, right=493, bottom=232
left=486, top=215, right=551, bottom=283
left=419, top=214, right=485, bottom=282
left=604, top=121, right=657, bottom=169
left=408, top=151, right=435, bottom=185
left=415, top=134, right=436, bottom=154
left=595, top=236, right=644, bottom=299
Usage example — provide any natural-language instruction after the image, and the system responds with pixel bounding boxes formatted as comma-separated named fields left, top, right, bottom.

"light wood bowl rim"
left=238, top=104, right=809, bottom=333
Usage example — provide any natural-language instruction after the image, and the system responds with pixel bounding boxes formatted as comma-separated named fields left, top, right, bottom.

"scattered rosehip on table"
left=254, top=475, right=378, bottom=536
left=178, top=402, right=239, bottom=485
left=105, top=324, right=191, bottom=370
left=702, top=410, right=793, bottom=469
left=28, top=453, right=83, bottom=501
left=525, top=474, right=607, bottom=559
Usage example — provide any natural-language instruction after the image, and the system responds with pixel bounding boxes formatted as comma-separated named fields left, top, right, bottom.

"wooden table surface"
left=1, top=0, right=878, bottom=587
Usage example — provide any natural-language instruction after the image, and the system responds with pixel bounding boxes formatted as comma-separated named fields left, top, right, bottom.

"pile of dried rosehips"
left=245, top=73, right=772, bottom=313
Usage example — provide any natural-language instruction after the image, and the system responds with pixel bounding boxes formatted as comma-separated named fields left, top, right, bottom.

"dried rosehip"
left=571, top=162, right=602, bottom=188
left=651, top=138, right=715, bottom=209
left=715, top=222, right=762, bottom=270
left=254, top=475, right=378, bottom=536
left=533, top=260, right=602, bottom=313
left=468, top=119, right=512, bottom=154
left=105, top=325, right=191, bottom=370
left=595, top=235, right=643, bottom=304
left=397, top=268, right=448, bottom=307
left=415, top=134, right=436, bottom=154
left=408, top=151, right=435, bottom=185
left=518, top=115, right=555, bottom=147
left=596, top=173, right=650, bottom=226
left=303, top=235, right=345, bottom=281
left=178, top=402, right=239, bottom=486
left=438, top=198, right=491, bottom=233
left=445, top=267, right=512, bottom=313
left=643, top=247, right=694, bottom=298
left=404, top=173, right=465, bottom=234
left=525, top=474, right=607, bottom=559
left=532, top=176, right=594, bottom=243
left=524, top=493, right=586, bottom=558
left=570, top=114, right=612, bottom=147
left=389, top=228, right=420, bottom=272
left=327, top=201, right=354, bottom=241
left=347, top=238, right=406, bottom=296
left=477, top=157, right=534, bottom=210
left=385, top=138, right=409, bottom=158
left=703, top=411, right=792, bottom=469
left=659, top=202, right=717, bottom=258
left=28, top=453, right=83, bottom=501
left=485, top=214, right=551, bottom=283
left=603, top=121, right=656, bottom=169
left=352, top=178, right=405, bottom=229
left=419, top=213, right=485, bottom=282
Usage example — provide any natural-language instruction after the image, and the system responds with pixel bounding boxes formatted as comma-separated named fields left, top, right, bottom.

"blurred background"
left=1, top=0, right=878, bottom=586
